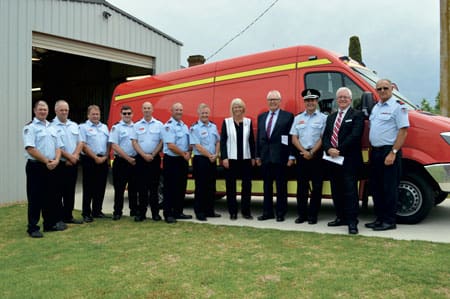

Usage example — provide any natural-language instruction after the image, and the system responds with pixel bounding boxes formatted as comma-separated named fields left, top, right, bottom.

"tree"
left=348, top=36, right=363, bottom=65
left=420, top=99, right=433, bottom=112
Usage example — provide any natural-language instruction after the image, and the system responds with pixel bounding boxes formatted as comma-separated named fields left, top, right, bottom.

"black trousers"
left=26, top=160, right=59, bottom=232
left=193, top=155, right=216, bottom=217
left=261, top=162, right=288, bottom=217
left=162, top=155, right=188, bottom=218
left=55, top=162, right=78, bottom=221
left=328, top=160, right=359, bottom=224
left=225, top=159, right=252, bottom=216
left=370, top=147, right=402, bottom=224
left=81, top=155, right=108, bottom=217
left=112, top=156, right=138, bottom=216
left=296, top=155, right=323, bottom=220
left=134, top=155, right=160, bottom=218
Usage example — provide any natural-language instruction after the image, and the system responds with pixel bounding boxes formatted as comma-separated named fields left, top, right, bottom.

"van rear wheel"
left=397, top=173, right=433, bottom=224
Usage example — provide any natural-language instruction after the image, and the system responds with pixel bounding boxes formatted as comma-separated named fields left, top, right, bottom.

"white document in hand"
left=322, top=152, right=344, bottom=165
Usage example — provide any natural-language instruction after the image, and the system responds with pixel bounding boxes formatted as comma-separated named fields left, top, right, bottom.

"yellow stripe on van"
left=115, top=77, right=214, bottom=101
left=215, top=63, right=296, bottom=82
left=115, top=58, right=332, bottom=101
left=297, top=58, right=332, bottom=68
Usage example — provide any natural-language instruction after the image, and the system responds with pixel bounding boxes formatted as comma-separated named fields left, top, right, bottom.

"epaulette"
left=25, top=120, right=32, bottom=125
left=296, top=111, right=304, bottom=116
left=114, top=121, right=120, bottom=125
left=396, top=100, right=405, bottom=105
left=167, top=120, right=172, bottom=124
left=191, top=122, right=198, bottom=127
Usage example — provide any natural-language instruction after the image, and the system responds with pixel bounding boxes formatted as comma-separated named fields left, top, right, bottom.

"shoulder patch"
left=167, top=120, right=173, bottom=124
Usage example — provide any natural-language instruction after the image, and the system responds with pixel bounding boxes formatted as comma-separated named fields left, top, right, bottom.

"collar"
left=33, top=117, right=49, bottom=126
left=87, top=120, right=102, bottom=127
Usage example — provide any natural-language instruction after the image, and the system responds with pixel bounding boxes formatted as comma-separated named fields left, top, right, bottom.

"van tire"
left=397, top=173, right=434, bottom=224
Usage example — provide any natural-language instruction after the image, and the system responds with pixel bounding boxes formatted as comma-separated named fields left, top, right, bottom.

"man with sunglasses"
left=366, top=79, right=409, bottom=231
left=109, top=105, right=138, bottom=220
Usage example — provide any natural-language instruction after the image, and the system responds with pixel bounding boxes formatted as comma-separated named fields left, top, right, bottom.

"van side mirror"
left=361, top=92, right=375, bottom=116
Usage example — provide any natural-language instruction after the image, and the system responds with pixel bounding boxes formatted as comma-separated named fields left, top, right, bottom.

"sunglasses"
left=122, top=112, right=132, bottom=115
left=376, top=87, right=390, bottom=91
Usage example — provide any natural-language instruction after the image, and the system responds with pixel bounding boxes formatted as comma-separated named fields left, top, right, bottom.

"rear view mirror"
left=361, top=92, right=375, bottom=116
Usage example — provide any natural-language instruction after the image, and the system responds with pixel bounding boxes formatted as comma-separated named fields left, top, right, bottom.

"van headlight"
left=441, top=132, right=450, bottom=145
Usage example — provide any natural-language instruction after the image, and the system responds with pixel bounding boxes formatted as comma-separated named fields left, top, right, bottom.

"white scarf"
left=225, top=117, right=251, bottom=159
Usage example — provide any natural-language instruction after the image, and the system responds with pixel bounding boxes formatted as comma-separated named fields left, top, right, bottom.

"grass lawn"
left=1, top=203, right=450, bottom=299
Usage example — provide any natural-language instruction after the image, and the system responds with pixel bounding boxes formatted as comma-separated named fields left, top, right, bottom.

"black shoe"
left=276, top=216, right=285, bottom=222
left=308, top=218, right=318, bottom=225
left=152, top=214, right=162, bottom=221
left=29, top=230, right=43, bottom=238
left=44, top=225, right=66, bottom=232
left=207, top=212, right=221, bottom=218
left=327, top=218, right=347, bottom=227
left=175, top=213, right=192, bottom=220
left=83, top=216, right=94, bottom=223
left=242, top=214, right=253, bottom=220
left=230, top=214, right=237, bottom=220
left=348, top=223, right=359, bottom=235
left=372, top=222, right=397, bottom=231
left=64, top=218, right=84, bottom=224
left=257, top=215, right=275, bottom=221
left=93, top=212, right=111, bottom=219
left=196, top=215, right=207, bottom=221
left=112, top=215, right=121, bottom=221
left=295, top=217, right=306, bottom=224
left=165, top=216, right=177, bottom=223
left=365, top=220, right=382, bottom=229
left=134, top=215, right=146, bottom=222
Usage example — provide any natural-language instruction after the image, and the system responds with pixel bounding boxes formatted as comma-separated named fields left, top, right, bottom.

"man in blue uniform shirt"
left=79, top=105, right=111, bottom=222
left=290, top=89, right=327, bottom=225
left=161, top=102, right=193, bottom=223
left=52, top=100, right=84, bottom=225
left=23, top=100, right=63, bottom=237
left=109, top=105, right=138, bottom=221
left=366, top=79, right=409, bottom=231
left=190, top=103, right=221, bottom=221
left=131, top=102, right=163, bottom=222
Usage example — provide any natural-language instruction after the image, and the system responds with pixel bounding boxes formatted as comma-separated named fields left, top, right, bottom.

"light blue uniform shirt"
left=161, top=117, right=190, bottom=156
left=289, top=110, right=327, bottom=149
left=109, top=120, right=137, bottom=157
left=130, top=117, right=163, bottom=154
left=23, top=118, right=61, bottom=160
left=79, top=120, right=109, bottom=155
left=369, top=97, right=409, bottom=147
left=190, top=120, right=220, bottom=155
left=51, top=117, right=80, bottom=161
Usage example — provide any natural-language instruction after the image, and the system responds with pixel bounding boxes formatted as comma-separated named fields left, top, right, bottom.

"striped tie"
left=331, top=111, right=343, bottom=148
left=266, top=112, right=275, bottom=138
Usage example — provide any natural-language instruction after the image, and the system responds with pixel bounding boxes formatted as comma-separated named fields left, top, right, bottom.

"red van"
left=109, top=45, right=450, bottom=224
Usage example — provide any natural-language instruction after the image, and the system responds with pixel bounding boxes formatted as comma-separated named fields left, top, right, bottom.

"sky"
left=108, top=0, right=440, bottom=105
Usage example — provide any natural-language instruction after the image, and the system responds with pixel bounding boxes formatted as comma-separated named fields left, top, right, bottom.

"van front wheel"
left=397, top=173, right=433, bottom=224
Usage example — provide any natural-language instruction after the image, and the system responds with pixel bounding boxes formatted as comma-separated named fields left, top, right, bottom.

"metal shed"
left=0, top=0, right=183, bottom=203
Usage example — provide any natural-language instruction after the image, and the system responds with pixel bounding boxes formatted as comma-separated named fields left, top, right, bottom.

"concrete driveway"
left=74, top=183, right=450, bottom=244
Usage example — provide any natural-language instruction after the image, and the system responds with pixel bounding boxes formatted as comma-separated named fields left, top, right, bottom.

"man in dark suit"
left=322, top=87, right=364, bottom=234
left=256, top=90, right=294, bottom=222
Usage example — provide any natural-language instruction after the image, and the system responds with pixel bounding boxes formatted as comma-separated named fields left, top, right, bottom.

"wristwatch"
left=392, top=148, right=398, bottom=154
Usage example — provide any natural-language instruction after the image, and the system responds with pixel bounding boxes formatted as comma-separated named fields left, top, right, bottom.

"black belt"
left=371, top=145, right=392, bottom=151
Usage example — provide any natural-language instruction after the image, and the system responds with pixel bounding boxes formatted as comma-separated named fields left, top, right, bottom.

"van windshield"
left=351, top=66, right=417, bottom=110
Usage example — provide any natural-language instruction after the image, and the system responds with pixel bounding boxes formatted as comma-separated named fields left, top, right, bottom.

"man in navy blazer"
left=256, top=90, right=294, bottom=222
left=322, top=87, right=364, bottom=234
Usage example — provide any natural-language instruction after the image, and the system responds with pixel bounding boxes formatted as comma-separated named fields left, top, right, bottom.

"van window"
left=305, top=72, right=364, bottom=114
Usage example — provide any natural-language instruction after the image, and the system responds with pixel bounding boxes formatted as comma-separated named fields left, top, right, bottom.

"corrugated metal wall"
left=0, top=0, right=181, bottom=203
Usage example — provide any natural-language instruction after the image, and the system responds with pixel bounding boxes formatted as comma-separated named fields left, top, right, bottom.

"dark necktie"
left=266, top=112, right=275, bottom=138
left=331, top=111, right=343, bottom=148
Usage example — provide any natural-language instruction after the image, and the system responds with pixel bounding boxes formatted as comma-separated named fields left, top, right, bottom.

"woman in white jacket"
left=220, top=98, right=256, bottom=220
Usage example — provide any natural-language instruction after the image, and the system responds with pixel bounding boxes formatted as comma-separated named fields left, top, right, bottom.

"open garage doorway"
left=32, top=46, right=152, bottom=124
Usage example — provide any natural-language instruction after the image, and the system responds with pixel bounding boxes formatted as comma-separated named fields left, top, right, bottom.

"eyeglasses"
left=376, top=87, right=390, bottom=91
left=267, top=98, right=280, bottom=102
left=122, top=112, right=132, bottom=115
